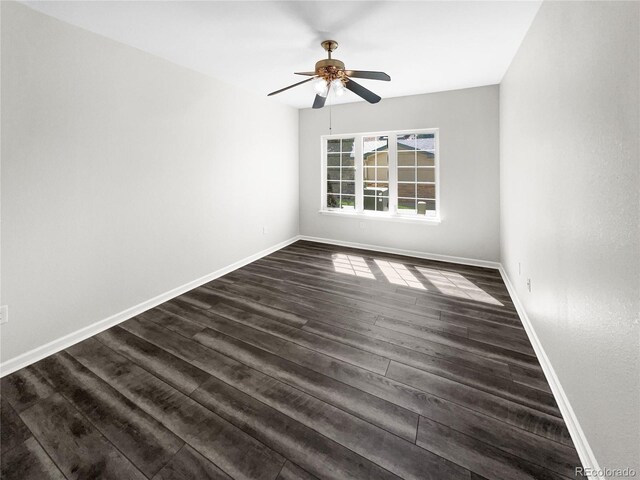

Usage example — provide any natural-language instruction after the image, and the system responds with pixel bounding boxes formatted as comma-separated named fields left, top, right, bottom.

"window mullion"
left=321, top=138, right=327, bottom=210
left=389, top=133, right=398, bottom=214
left=355, top=135, right=364, bottom=213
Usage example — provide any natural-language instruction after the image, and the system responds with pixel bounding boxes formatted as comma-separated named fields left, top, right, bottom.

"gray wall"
left=0, top=2, right=299, bottom=363
left=500, top=1, right=639, bottom=473
left=299, top=86, right=501, bottom=262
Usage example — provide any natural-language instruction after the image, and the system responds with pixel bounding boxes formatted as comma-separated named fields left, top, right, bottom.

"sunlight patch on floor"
left=373, top=260, right=426, bottom=289
left=332, top=254, right=376, bottom=279
left=416, top=267, right=503, bottom=305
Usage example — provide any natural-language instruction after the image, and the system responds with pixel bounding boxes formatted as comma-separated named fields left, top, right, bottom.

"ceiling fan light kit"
left=268, top=40, right=390, bottom=109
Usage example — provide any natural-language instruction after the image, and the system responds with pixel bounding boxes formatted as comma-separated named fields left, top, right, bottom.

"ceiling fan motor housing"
left=315, top=59, right=347, bottom=83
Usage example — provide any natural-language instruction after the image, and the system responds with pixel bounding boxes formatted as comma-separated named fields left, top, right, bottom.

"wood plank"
left=201, top=281, right=399, bottom=333
left=0, top=437, right=66, bottom=480
left=96, top=323, right=210, bottom=394
left=193, top=376, right=403, bottom=480
left=405, top=388, right=580, bottom=474
left=467, top=328, right=537, bottom=356
left=200, top=300, right=390, bottom=375
left=220, top=265, right=498, bottom=334
left=240, top=260, right=476, bottom=332
left=291, top=241, right=504, bottom=283
left=386, top=362, right=570, bottom=443
left=66, top=337, right=285, bottom=480
left=122, top=312, right=418, bottom=442
left=252, top=258, right=526, bottom=337
left=302, top=319, right=559, bottom=413
left=224, top=265, right=413, bottom=311
left=275, top=247, right=519, bottom=318
left=204, top=272, right=468, bottom=338
left=0, top=397, right=31, bottom=454
left=152, top=444, right=232, bottom=480
left=383, top=360, right=560, bottom=418
left=304, top=314, right=512, bottom=379
left=33, top=351, right=184, bottom=478
left=19, top=392, right=147, bottom=480
left=176, top=287, right=311, bottom=328
left=193, top=374, right=470, bottom=480
left=282, top=249, right=515, bottom=311
left=267, top=249, right=518, bottom=317
left=376, top=316, right=541, bottom=369
left=276, top=461, right=318, bottom=480
left=416, top=416, right=578, bottom=480
left=510, top=364, right=552, bottom=394
left=259, top=251, right=519, bottom=323
left=0, top=365, right=56, bottom=413
left=142, top=306, right=207, bottom=337
left=215, top=271, right=382, bottom=325
left=183, top=308, right=569, bottom=445
left=440, top=312, right=528, bottom=341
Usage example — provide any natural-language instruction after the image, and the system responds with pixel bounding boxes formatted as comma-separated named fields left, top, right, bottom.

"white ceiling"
left=22, top=1, right=541, bottom=109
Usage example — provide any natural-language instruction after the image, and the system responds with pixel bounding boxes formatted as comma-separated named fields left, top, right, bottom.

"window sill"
left=318, top=209, right=441, bottom=225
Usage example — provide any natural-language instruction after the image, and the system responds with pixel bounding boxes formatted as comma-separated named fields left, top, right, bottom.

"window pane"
left=328, top=139, right=340, bottom=153
left=417, top=184, right=436, bottom=199
left=398, top=183, right=416, bottom=197
left=327, top=194, right=339, bottom=208
left=398, top=168, right=415, bottom=182
left=363, top=153, right=375, bottom=169
left=327, top=168, right=341, bottom=181
left=417, top=168, right=435, bottom=182
left=376, top=136, right=389, bottom=150
left=376, top=152, right=389, bottom=167
left=376, top=168, right=389, bottom=181
left=327, top=154, right=340, bottom=167
left=342, top=182, right=355, bottom=195
left=398, top=198, right=416, bottom=211
left=363, top=136, right=388, bottom=156
left=418, top=199, right=437, bottom=211
left=363, top=196, right=376, bottom=211
left=363, top=166, right=375, bottom=182
left=398, top=152, right=415, bottom=167
left=341, top=138, right=354, bottom=154
left=417, top=152, right=435, bottom=167
left=340, top=196, right=355, bottom=209
left=342, top=153, right=354, bottom=167
left=341, top=168, right=355, bottom=181
left=397, top=134, right=417, bottom=150
left=327, top=181, right=340, bottom=194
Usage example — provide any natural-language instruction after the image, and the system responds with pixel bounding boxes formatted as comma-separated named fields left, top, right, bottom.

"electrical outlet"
left=0, top=305, right=8, bottom=325
left=526, top=278, right=531, bottom=293
left=359, top=221, right=366, bottom=229
left=262, top=226, right=268, bottom=235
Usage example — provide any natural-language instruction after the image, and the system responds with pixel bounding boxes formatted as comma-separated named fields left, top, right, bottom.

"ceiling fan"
left=268, top=40, right=391, bottom=109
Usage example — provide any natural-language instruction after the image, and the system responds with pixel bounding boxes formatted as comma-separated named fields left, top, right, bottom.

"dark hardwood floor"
left=0, top=240, right=584, bottom=479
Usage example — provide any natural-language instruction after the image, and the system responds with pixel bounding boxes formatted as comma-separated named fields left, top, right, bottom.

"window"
left=326, top=138, right=356, bottom=210
left=321, top=129, right=439, bottom=221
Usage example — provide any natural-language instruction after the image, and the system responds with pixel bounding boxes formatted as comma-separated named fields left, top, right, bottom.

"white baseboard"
left=498, top=266, right=602, bottom=480
left=298, top=235, right=501, bottom=270
left=0, top=236, right=301, bottom=377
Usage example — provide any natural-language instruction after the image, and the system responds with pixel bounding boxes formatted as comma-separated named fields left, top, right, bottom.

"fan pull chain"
left=329, top=89, right=333, bottom=134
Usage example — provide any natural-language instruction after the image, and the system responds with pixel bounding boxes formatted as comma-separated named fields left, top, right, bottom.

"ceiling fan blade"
left=345, top=79, right=381, bottom=104
left=294, top=71, right=317, bottom=76
left=268, top=76, right=316, bottom=96
left=345, top=70, right=391, bottom=81
left=312, top=93, right=328, bottom=109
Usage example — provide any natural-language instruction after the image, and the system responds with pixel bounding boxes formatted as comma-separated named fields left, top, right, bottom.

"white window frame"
left=320, top=128, right=440, bottom=224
